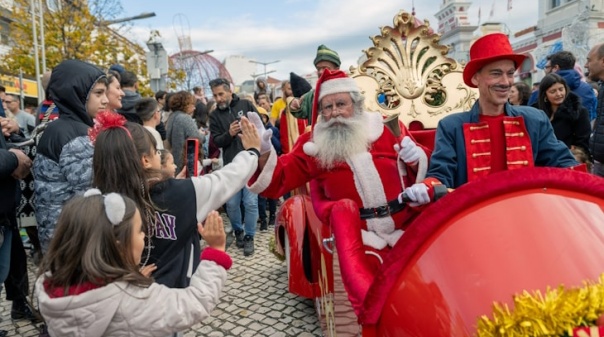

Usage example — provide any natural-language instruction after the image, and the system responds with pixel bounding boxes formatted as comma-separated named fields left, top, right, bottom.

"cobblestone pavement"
left=0, top=221, right=322, bottom=337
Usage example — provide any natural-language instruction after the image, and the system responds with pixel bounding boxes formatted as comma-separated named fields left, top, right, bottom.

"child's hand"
left=199, top=211, right=226, bottom=252
left=140, top=264, right=157, bottom=278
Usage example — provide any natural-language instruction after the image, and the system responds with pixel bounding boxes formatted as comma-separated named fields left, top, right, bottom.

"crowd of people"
left=0, top=31, right=602, bottom=336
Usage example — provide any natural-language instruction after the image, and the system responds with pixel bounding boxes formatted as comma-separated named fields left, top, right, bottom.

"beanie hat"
left=313, top=44, right=341, bottom=68
left=290, top=72, right=313, bottom=98
left=303, top=69, right=359, bottom=156
left=109, top=64, right=125, bottom=74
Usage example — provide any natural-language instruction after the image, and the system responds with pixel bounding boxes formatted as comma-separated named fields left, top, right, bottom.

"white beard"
left=313, top=113, right=370, bottom=170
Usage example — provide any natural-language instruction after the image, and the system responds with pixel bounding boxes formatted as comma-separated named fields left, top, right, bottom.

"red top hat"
left=463, top=33, right=526, bottom=88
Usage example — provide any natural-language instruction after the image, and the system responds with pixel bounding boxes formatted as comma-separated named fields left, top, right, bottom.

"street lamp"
left=249, top=59, right=280, bottom=79
left=99, top=12, right=157, bottom=25
left=251, top=70, right=275, bottom=79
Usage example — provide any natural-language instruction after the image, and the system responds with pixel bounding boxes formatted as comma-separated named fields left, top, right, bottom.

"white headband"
left=83, top=188, right=126, bottom=226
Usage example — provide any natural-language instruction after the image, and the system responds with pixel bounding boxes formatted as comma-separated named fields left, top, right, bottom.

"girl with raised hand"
left=36, top=191, right=230, bottom=337
left=90, top=111, right=261, bottom=288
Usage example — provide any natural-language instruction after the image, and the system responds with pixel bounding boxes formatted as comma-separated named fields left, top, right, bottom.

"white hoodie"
left=36, top=259, right=227, bottom=337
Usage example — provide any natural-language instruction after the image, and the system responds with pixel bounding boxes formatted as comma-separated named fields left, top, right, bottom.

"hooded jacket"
left=118, top=89, right=143, bottom=124
left=33, top=59, right=106, bottom=252
left=36, top=256, right=228, bottom=337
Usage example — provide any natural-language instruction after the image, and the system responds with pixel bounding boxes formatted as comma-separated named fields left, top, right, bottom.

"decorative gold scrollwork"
left=351, top=10, right=478, bottom=129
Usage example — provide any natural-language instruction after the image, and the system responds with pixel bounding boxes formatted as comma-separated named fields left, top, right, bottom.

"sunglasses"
left=209, top=78, right=230, bottom=87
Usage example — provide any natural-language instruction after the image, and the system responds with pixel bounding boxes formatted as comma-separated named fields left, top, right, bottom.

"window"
left=551, top=0, right=561, bottom=8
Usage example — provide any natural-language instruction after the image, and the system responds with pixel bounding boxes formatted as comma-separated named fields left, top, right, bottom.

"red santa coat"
left=249, top=112, right=429, bottom=250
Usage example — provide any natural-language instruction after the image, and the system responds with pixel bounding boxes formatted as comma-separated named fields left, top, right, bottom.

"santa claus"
left=247, top=69, right=430, bottom=314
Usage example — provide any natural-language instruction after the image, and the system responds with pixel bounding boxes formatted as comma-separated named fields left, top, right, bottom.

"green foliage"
left=2, top=0, right=158, bottom=95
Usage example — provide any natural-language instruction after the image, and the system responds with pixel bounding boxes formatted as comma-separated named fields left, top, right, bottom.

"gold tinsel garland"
left=476, top=274, right=604, bottom=337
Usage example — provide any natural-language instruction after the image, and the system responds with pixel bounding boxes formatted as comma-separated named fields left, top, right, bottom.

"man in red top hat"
left=404, top=33, right=577, bottom=203
left=247, top=69, right=430, bottom=314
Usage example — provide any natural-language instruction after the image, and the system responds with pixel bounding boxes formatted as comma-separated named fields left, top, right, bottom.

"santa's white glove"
left=247, top=111, right=273, bottom=154
left=393, top=136, right=421, bottom=164
left=400, top=183, right=430, bottom=207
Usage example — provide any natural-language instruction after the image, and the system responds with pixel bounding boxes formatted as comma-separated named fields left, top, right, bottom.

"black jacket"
left=209, top=94, right=257, bottom=165
left=0, top=135, right=18, bottom=216
left=591, top=85, right=604, bottom=162
left=540, top=92, right=591, bottom=157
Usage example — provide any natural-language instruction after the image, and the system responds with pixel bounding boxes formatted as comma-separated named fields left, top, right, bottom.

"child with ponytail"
left=90, top=111, right=261, bottom=288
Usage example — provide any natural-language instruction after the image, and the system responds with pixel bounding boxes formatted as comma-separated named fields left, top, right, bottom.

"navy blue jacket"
left=427, top=102, right=578, bottom=188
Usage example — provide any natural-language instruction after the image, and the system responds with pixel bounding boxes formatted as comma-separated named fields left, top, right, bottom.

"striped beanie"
left=313, top=45, right=341, bottom=68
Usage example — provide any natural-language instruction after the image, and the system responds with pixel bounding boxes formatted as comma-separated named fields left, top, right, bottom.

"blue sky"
left=119, top=0, right=538, bottom=82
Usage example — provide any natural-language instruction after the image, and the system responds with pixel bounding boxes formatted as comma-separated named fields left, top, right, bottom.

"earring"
left=544, top=97, right=548, bottom=102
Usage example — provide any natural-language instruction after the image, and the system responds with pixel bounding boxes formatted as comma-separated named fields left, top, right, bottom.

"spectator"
left=106, top=71, right=125, bottom=113
left=135, top=98, right=163, bottom=150
left=37, top=191, right=233, bottom=337
left=509, top=82, right=531, bottom=106
left=0, top=116, right=33, bottom=332
left=117, top=71, right=142, bottom=123
left=256, top=109, right=281, bottom=231
left=549, top=50, right=598, bottom=121
left=536, top=73, right=591, bottom=156
left=584, top=43, right=604, bottom=176
left=165, top=91, right=205, bottom=172
left=209, top=78, right=260, bottom=256
left=4, top=94, right=34, bottom=138
left=33, top=59, right=108, bottom=253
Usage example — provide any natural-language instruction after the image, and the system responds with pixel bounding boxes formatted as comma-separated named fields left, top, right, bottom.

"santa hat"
left=303, top=69, right=360, bottom=156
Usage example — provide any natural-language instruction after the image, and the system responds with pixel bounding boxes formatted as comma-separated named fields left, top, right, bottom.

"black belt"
left=359, top=199, right=405, bottom=220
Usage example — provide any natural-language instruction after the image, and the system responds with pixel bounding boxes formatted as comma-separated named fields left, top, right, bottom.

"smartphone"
left=185, top=138, right=199, bottom=178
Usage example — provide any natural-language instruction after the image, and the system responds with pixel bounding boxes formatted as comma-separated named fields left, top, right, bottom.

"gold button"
left=520, top=132, right=524, bottom=137
left=521, top=146, right=526, bottom=150
left=523, top=161, right=528, bottom=165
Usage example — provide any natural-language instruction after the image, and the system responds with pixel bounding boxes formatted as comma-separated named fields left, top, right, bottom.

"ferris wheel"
left=169, top=14, right=232, bottom=93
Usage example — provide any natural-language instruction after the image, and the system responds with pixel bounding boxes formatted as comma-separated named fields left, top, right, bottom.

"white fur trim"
left=383, top=229, right=404, bottom=247
left=303, top=141, right=318, bottom=157
left=347, top=151, right=396, bottom=242
left=397, top=143, right=428, bottom=187
left=365, top=111, right=384, bottom=143
left=248, top=147, right=278, bottom=194
left=361, top=230, right=388, bottom=250
left=415, top=148, right=428, bottom=183
left=318, top=77, right=359, bottom=101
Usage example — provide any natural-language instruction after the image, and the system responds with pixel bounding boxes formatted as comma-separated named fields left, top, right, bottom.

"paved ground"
left=0, top=219, right=322, bottom=336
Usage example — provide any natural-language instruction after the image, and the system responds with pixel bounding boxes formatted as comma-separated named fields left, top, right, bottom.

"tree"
left=2, top=0, right=151, bottom=94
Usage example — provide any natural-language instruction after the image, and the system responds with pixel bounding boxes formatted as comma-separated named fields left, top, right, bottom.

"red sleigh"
left=271, top=9, right=604, bottom=337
